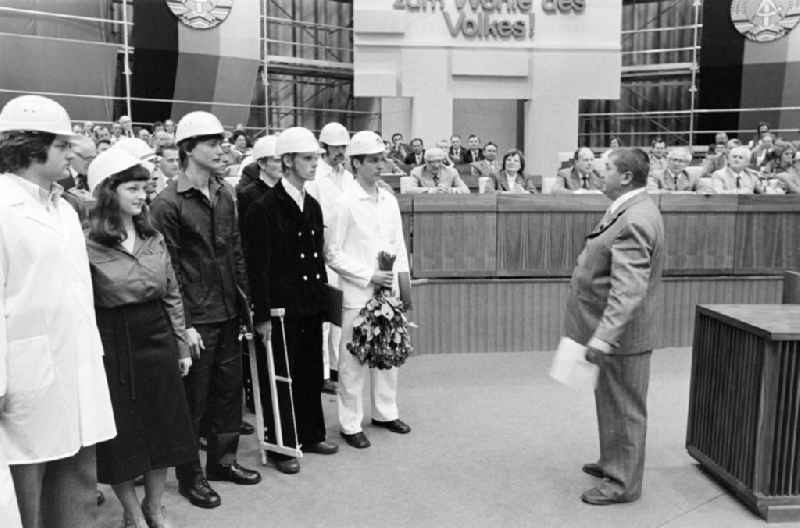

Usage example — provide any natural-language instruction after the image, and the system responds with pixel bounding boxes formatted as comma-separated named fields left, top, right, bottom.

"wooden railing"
left=397, top=194, right=800, bottom=279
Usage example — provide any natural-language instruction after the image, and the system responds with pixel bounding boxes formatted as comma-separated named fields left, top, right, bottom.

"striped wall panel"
left=408, top=276, right=783, bottom=355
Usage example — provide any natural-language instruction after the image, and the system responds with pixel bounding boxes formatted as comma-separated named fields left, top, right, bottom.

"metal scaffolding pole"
left=121, top=0, right=132, bottom=119
left=688, top=0, right=701, bottom=148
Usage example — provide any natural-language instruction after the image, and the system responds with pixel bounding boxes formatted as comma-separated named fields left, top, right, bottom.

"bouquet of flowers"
left=346, top=251, right=416, bottom=370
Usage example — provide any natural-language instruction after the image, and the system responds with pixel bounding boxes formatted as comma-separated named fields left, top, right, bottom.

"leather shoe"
left=240, top=420, right=255, bottom=435
left=582, top=463, right=605, bottom=479
left=268, top=455, right=300, bottom=474
left=321, top=379, right=337, bottom=395
left=371, top=418, right=411, bottom=434
left=206, top=463, right=261, bottom=485
left=304, top=440, right=339, bottom=455
left=341, top=431, right=371, bottom=449
left=178, top=477, right=221, bottom=509
left=581, top=486, right=638, bottom=506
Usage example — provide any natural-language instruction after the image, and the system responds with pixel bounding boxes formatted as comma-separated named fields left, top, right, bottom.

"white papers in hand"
left=549, top=337, right=599, bottom=391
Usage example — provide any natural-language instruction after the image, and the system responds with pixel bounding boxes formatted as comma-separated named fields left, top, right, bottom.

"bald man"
left=405, top=147, right=470, bottom=194
left=553, top=147, right=604, bottom=193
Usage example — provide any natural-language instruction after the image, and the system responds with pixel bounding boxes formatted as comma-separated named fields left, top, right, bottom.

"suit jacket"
left=403, top=151, right=426, bottom=167
left=448, top=147, right=466, bottom=165
left=490, top=170, right=537, bottom=193
left=406, top=164, right=470, bottom=194
left=564, top=190, right=665, bottom=354
left=243, top=182, right=328, bottom=322
left=647, top=168, right=698, bottom=192
left=552, top=167, right=604, bottom=193
left=470, top=159, right=501, bottom=180
left=465, top=149, right=484, bottom=163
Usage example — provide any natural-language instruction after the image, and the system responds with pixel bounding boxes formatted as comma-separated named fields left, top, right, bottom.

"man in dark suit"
left=243, top=126, right=339, bottom=475
left=403, top=137, right=425, bottom=167
left=465, top=134, right=484, bottom=163
left=563, top=147, right=665, bottom=505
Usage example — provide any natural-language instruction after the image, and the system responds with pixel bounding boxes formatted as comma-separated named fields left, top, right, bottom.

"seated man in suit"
left=710, top=146, right=764, bottom=194
left=465, top=134, right=484, bottom=163
left=552, top=147, right=603, bottom=193
left=403, top=138, right=425, bottom=167
left=448, top=134, right=466, bottom=165
left=470, top=142, right=500, bottom=180
left=404, top=147, right=470, bottom=194
left=648, top=137, right=667, bottom=175
left=647, top=147, right=698, bottom=191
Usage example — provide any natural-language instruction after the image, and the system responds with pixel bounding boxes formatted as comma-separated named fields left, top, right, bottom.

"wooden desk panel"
left=734, top=196, right=800, bottom=275
left=496, top=195, right=608, bottom=276
left=660, top=194, right=738, bottom=275
left=412, top=195, right=497, bottom=277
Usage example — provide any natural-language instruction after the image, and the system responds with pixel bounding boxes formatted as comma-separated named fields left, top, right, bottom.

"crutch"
left=242, top=307, right=302, bottom=464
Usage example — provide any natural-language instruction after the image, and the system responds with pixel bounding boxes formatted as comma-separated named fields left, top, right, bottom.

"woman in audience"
left=489, top=149, right=537, bottom=193
left=231, top=130, right=251, bottom=158
left=775, top=143, right=800, bottom=194
left=86, top=150, right=197, bottom=528
left=748, top=121, right=771, bottom=149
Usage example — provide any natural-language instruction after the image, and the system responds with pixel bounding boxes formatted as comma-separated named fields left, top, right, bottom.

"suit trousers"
left=594, top=351, right=652, bottom=499
left=264, top=315, right=326, bottom=453
left=176, top=319, right=242, bottom=482
left=10, top=445, right=97, bottom=528
left=338, top=308, right=400, bottom=434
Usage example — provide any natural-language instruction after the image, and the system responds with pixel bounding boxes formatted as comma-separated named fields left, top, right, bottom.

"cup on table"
left=478, top=176, right=490, bottom=194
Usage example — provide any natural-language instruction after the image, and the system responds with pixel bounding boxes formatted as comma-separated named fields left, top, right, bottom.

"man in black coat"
left=243, top=126, right=340, bottom=474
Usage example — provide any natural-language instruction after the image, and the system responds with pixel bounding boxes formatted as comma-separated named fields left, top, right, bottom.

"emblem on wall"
left=731, top=0, right=800, bottom=42
left=166, top=0, right=233, bottom=30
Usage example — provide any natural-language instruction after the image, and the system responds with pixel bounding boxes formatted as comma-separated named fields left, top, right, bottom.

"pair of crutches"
left=241, top=307, right=303, bottom=464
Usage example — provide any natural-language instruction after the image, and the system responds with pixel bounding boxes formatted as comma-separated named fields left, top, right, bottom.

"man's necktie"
left=433, top=174, right=439, bottom=186
left=736, top=175, right=741, bottom=189
left=673, top=174, right=679, bottom=188
left=582, top=175, right=589, bottom=189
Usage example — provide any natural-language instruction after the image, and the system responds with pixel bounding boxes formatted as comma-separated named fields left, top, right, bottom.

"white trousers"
left=322, top=268, right=341, bottom=379
left=0, top=460, right=21, bottom=528
left=338, top=308, right=399, bottom=434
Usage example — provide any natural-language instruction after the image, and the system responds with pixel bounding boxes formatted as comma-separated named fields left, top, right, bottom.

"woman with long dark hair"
left=489, top=149, right=537, bottom=193
left=86, top=150, right=197, bottom=528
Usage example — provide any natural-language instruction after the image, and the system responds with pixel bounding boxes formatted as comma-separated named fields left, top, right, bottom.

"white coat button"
left=313, top=252, right=318, bottom=258
left=302, top=275, right=308, bottom=281
left=298, top=231, right=302, bottom=237
left=311, top=229, right=315, bottom=235
left=315, top=274, right=320, bottom=279
left=300, top=253, right=305, bottom=259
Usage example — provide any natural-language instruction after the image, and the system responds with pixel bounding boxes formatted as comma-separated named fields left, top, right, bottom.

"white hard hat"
left=0, top=95, right=78, bottom=137
left=251, top=135, right=277, bottom=160
left=276, top=127, right=322, bottom=156
left=175, top=111, right=224, bottom=143
left=347, top=131, right=385, bottom=157
left=113, top=137, right=156, bottom=160
left=318, top=122, right=349, bottom=146
left=87, top=149, right=143, bottom=193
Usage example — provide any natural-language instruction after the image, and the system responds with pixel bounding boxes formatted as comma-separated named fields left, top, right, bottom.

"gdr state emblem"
left=731, top=0, right=800, bottom=42
left=166, top=0, right=233, bottom=30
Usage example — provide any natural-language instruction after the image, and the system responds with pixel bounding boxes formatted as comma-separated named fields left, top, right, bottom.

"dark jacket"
left=404, top=151, right=425, bottom=167
left=465, top=149, right=484, bottom=163
left=236, top=178, right=274, bottom=241
left=150, top=172, right=249, bottom=326
left=235, top=162, right=260, bottom=194
left=243, top=181, right=327, bottom=322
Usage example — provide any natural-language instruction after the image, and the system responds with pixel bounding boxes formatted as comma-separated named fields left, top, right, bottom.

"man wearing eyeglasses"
left=58, top=135, right=95, bottom=194
left=647, top=147, right=697, bottom=192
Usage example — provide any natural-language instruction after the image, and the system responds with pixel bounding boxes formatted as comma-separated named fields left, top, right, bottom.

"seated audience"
left=748, top=121, right=771, bottom=149
left=465, top=134, right=484, bottom=163
left=774, top=143, right=800, bottom=194
left=405, top=147, right=470, bottom=194
left=552, top=147, right=603, bottom=193
left=383, top=142, right=406, bottom=174
left=389, top=132, right=409, bottom=165
left=231, top=130, right=251, bottom=158
left=709, top=146, right=764, bottom=194
left=647, top=147, right=697, bottom=191
left=404, top=137, right=425, bottom=167
left=649, top=137, right=667, bottom=174
left=470, top=142, right=500, bottom=180
left=751, top=132, right=775, bottom=169
left=488, top=149, right=536, bottom=193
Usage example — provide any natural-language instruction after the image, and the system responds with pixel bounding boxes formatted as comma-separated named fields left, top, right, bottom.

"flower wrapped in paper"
left=346, top=251, right=416, bottom=369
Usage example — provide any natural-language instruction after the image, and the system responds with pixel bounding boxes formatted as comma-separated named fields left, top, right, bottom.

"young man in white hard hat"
left=324, top=131, right=413, bottom=449
left=236, top=135, right=281, bottom=229
left=307, top=122, right=355, bottom=396
left=150, top=111, right=261, bottom=509
left=243, top=126, right=350, bottom=474
left=0, top=94, right=117, bottom=528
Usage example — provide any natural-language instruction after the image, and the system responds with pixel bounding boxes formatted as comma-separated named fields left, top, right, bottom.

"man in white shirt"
left=307, top=122, right=356, bottom=395
left=710, top=146, right=764, bottom=194
left=325, top=131, right=413, bottom=449
left=0, top=95, right=116, bottom=528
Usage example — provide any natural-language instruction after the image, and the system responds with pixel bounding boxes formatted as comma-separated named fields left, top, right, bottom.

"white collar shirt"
left=325, top=182, right=410, bottom=309
left=281, top=178, right=305, bottom=212
left=607, top=187, right=647, bottom=217
left=9, top=174, right=64, bottom=215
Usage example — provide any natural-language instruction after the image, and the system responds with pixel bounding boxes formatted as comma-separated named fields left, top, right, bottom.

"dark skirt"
left=95, top=299, right=196, bottom=484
